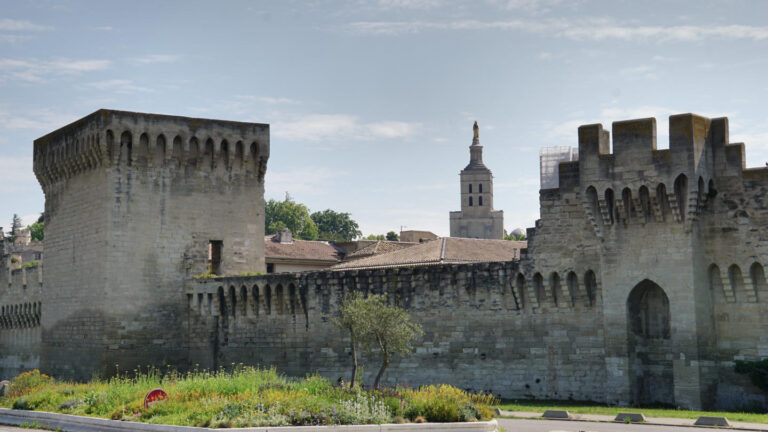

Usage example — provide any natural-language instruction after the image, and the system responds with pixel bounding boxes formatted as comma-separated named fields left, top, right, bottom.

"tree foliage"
left=503, top=233, right=526, bottom=241
left=364, top=234, right=386, bottom=241
left=28, top=222, right=44, bottom=242
left=334, top=293, right=423, bottom=388
left=265, top=196, right=318, bottom=240
left=385, top=231, right=399, bottom=241
left=735, top=359, right=768, bottom=393
left=6, top=214, right=23, bottom=242
left=311, top=209, right=362, bottom=242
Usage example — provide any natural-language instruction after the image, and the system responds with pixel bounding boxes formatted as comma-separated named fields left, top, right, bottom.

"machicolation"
left=2, top=111, right=768, bottom=412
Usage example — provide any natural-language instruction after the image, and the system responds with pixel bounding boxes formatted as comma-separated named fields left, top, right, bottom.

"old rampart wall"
left=185, top=261, right=607, bottom=401
left=0, top=265, right=43, bottom=379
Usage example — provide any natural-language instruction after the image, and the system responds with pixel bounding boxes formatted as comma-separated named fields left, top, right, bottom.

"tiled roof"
left=344, top=241, right=417, bottom=261
left=331, top=237, right=526, bottom=271
left=264, top=235, right=344, bottom=263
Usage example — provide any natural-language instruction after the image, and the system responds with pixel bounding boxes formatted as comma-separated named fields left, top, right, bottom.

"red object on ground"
left=144, top=388, right=168, bottom=409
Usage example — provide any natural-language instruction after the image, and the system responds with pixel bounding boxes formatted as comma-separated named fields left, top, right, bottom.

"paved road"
left=498, top=418, right=713, bottom=432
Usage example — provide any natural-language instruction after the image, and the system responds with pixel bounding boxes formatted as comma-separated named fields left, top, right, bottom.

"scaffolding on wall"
left=540, top=146, right=578, bottom=189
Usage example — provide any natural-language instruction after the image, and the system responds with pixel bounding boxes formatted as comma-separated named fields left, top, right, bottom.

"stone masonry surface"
left=1, top=111, right=767, bottom=413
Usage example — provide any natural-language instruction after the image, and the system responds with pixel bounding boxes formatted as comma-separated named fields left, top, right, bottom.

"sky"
left=1, top=0, right=768, bottom=237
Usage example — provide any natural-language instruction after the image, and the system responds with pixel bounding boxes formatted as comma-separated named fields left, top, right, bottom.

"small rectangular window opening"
left=468, top=184, right=472, bottom=193
left=208, top=240, right=223, bottom=275
left=479, top=183, right=483, bottom=193
left=267, top=263, right=275, bottom=274
left=479, top=196, right=483, bottom=206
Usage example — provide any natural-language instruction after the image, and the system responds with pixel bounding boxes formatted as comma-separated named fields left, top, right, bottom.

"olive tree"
left=334, top=293, right=423, bottom=388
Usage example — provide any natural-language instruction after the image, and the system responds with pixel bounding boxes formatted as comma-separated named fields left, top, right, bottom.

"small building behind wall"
left=265, top=228, right=344, bottom=273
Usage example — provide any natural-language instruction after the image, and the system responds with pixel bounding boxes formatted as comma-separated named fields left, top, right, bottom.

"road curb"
left=0, top=408, right=498, bottom=432
left=497, top=410, right=768, bottom=431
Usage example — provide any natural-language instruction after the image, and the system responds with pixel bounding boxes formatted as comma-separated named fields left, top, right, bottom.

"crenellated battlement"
left=33, top=109, right=270, bottom=189
left=536, top=114, right=765, bottom=237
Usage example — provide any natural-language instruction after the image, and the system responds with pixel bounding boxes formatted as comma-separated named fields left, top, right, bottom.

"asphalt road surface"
left=498, top=418, right=708, bottom=431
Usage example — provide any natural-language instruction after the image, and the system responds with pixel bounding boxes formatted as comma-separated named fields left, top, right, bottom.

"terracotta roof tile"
left=344, top=241, right=417, bottom=261
left=331, top=237, right=525, bottom=271
left=264, top=235, right=344, bottom=263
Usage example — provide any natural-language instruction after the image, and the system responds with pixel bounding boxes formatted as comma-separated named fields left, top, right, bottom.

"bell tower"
left=449, top=122, right=504, bottom=239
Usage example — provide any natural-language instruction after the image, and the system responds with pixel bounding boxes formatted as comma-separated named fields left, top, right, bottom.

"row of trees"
left=266, top=195, right=362, bottom=241
left=3, top=213, right=44, bottom=243
left=266, top=194, right=398, bottom=242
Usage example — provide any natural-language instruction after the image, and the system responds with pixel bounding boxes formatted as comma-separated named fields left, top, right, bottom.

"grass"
left=497, top=399, right=768, bottom=424
left=0, top=368, right=496, bottom=428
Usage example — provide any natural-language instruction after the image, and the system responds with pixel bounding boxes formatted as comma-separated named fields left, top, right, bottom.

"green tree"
left=364, top=234, right=385, bottom=241
left=332, top=292, right=369, bottom=387
left=311, top=209, right=362, bottom=242
left=335, top=293, right=423, bottom=388
left=385, top=231, right=399, bottom=241
left=265, top=196, right=318, bottom=240
left=28, top=221, right=44, bottom=242
left=503, top=233, right=526, bottom=241
left=9, top=214, right=22, bottom=242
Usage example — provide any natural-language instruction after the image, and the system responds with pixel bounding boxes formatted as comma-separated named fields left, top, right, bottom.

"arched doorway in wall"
left=627, top=279, right=674, bottom=407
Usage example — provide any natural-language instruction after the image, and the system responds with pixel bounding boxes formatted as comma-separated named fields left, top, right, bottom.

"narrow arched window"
left=479, top=183, right=483, bottom=193
left=468, top=184, right=472, bottom=193
left=469, top=197, right=473, bottom=206
left=479, top=196, right=483, bottom=206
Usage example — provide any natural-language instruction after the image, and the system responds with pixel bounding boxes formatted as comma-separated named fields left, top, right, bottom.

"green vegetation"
left=363, top=231, right=400, bottom=241
left=497, top=399, right=768, bottom=423
left=311, top=209, right=362, bottom=242
left=735, top=359, right=768, bottom=393
left=235, top=271, right=264, bottom=277
left=0, top=369, right=496, bottom=428
left=503, top=233, right=526, bottom=241
left=21, top=261, right=41, bottom=269
left=266, top=195, right=318, bottom=240
left=266, top=195, right=363, bottom=242
left=334, top=293, right=423, bottom=389
left=28, top=221, right=44, bottom=242
left=194, top=270, right=219, bottom=279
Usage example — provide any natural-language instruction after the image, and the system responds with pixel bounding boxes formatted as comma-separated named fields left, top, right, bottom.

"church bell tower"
left=449, top=121, right=504, bottom=239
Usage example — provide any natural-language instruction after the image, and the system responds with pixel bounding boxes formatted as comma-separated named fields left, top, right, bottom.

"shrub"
left=735, top=359, right=768, bottom=393
left=403, top=385, right=497, bottom=422
left=10, top=370, right=53, bottom=396
left=1, top=367, right=493, bottom=427
left=21, top=261, right=41, bottom=269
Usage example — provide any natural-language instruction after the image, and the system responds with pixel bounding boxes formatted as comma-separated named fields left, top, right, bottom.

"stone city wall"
left=185, top=261, right=607, bottom=401
left=0, top=265, right=43, bottom=379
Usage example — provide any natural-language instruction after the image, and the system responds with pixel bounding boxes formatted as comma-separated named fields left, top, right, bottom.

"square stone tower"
left=33, top=109, right=269, bottom=379
left=449, top=122, right=504, bottom=239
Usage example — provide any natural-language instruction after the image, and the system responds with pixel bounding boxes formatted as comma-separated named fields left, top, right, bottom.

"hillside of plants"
left=0, top=368, right=496, bottom=428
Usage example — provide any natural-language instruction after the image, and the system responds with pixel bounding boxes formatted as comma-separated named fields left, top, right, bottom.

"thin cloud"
left=0, top=156, right=36, bottom=193
left=489, top=0, right=564, bottom=13
left=273, top=113, right=421, bottom=142
left=237, top=95, right=300, bottom=105
left=86, top=79, right=153, bottom=94
left=133, top=54, right=182, bottom=64
left=0, top=35, right=30, bottom=43
left=0, top=19, right=52, bottom=31
left=0, top=58, right=110, bottom=82
left=0, top=106, right=78, bottom=131
left=378, top=0, right=440, bottom=9
left=347, top=18, right=768, bottom=42
left=265, top=166, right=343, bottom=196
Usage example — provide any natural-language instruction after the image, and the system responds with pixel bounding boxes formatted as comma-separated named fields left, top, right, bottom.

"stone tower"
left=449, top=122, right=504, bottom=238
left=32, top=109, right=269, bottom=379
